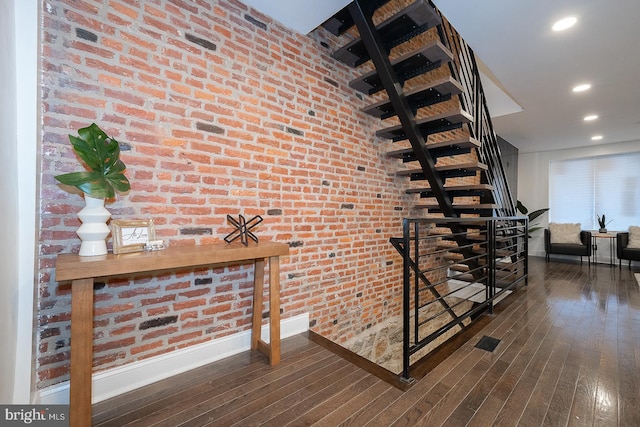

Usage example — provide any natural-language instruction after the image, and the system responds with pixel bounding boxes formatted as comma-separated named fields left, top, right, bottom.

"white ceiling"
left=245, top=0, right=640, bottom=153
left=241, top=0, right=351, bottom=34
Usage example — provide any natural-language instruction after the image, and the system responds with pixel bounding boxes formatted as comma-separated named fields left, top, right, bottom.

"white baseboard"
left=37, top=312, right=309, bottom=405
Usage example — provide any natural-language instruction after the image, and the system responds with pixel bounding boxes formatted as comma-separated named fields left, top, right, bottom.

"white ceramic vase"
left=76, top=195, right=111, bottom=256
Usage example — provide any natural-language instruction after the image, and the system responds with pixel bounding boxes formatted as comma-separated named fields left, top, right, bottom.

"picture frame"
left=111, top=219, right=156, bottom=254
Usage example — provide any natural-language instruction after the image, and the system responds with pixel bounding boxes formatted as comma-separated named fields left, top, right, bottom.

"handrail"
left=434, top=8, right=516, bottom=217
left=395, top=216, right=528, bottom=381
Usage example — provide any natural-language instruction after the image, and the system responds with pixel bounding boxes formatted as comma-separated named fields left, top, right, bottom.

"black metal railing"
left=391, top=216, right=528, bottom=381
left=435, top=11, right=516, bottom=217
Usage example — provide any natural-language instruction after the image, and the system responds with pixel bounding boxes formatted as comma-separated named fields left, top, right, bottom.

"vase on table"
left=76, top=195, right=111, bottom=256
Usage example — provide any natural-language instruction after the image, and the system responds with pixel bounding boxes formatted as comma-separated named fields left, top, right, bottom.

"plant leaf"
left=68, top=134, right=100, bottom=171
left=77, top=179, right=114, bottom=199
left=56, top=171, right=114, bottom=198
left=528, top=208, right=549, bottom=222
left=72, top=124, right=121, bottom=173
left=516, top=200, right=528, bottom=215
left=57, top=123, right=130, bottom=198
left=55, top=171, right=102, bottom=187
left=104, top=159, right=131, bottom=193
left=105, top=172, right=131, bottom=193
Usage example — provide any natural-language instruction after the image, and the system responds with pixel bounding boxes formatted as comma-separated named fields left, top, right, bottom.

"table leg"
left=268, top=256, right=281, bottom=366
left=251, top=259, right=265, bottom=351
left=610, top=237, right=614, bottom=266
left=70, top=278, right=94, bottom=427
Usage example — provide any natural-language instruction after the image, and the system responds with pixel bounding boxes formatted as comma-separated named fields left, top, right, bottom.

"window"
left=549, top=152, right=640, bottom=231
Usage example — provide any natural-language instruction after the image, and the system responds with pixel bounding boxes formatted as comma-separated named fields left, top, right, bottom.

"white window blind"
left=549, top=152, right=640, bottom=231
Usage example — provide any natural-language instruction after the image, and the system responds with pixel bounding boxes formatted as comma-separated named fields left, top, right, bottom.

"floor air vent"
left=475, top=335, right=500, bottom=352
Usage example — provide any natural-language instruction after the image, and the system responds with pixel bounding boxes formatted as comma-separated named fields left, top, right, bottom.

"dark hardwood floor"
left=93, top=257, right=640, bottom=426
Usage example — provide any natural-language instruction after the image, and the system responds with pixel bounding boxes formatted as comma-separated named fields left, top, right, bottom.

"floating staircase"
left=324, top=0, right=510, bottom=219
left=323, top=0, right=527, bottom=382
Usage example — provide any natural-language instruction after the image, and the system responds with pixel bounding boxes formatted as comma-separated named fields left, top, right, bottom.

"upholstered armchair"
left=545, top=223, right=592, bottom=265
left=617, top=226, right=640, bottom=268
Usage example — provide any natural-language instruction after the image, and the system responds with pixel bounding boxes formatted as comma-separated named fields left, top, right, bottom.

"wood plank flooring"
left=93, top=257, right=640, bottom=426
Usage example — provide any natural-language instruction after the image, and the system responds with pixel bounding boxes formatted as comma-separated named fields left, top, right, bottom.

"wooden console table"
left=55, top=241, right=289, bottom=427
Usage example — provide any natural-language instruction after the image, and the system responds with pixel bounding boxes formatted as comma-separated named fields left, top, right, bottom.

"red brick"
left=168, top=331, right=203, bottom=345
left=130, top=340, right=164, bottom=355
left=142, top=326, right=179, bottom=340
left=95, top=303, right=136, bottom=317
left=173, top=298, right=207, bottom=311
left=109, top=1, right=139, bottom=20
left=94, top=337, right=136, bottom=353
left=146, top=306, right=170, bottom=316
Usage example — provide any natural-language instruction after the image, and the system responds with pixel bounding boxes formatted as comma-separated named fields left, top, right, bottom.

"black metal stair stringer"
left=348, top=0, right=484, bottom=284
left=348, top=0, right=455, bottom=219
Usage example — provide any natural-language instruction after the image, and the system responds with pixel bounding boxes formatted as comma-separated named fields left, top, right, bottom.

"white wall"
left=0, top=0, right=39, bottom=404
left=518, top=140, right=640, bottom=259
left=0, top=0, right=20, bottom=402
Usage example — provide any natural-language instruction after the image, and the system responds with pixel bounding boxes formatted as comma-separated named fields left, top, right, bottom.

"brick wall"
left=37, top=0, right=418, bottom=388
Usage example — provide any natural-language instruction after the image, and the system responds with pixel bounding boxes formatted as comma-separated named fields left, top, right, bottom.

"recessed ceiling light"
left=584, top=114, right=598, bottom=121
left=591, top=135, right=603, bottom=141
left=572, top=83, right=591, bottom=92
left=553, top=16, right=577, bottom=31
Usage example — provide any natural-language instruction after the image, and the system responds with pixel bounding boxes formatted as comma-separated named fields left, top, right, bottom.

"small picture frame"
left=111, top=219, right=156, bottom=254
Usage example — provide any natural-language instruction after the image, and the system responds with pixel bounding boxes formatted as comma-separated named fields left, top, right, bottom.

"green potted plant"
left=55, top=123, right=131, bottom=256
left=516, top=200, right=549, bottom=236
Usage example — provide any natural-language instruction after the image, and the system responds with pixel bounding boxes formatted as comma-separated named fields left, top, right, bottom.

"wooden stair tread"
left=441, top=246, right=514, bottom=259
left=395, top=162, right=488, bottom=177
left=443, top=252, right=464, bottom=262
left=414, top=203, right=499, bottom=211
left=386, top=137, right=480, bottom=160
left=415, top=203, right=498, bottom=208
left=432, top=162, right=488, bottom=172
left=451, top=270, right=521, bottom=286
left=333, top=0, right=441, bottom=68
left=440, top=233, right=486, bottom=242
left=376, top=108, right=473, bottom=140
left=386, top=137, right=480, bottom=161
left=406, top=183, right=494, bottom=194
left=450, top=259, right=520, bottom=271
left=449, top=264, right=470, bottom=272
left=435, top=221, right=487, bottom=229
left=349, top=40, right=453, bottom=94
left=362, top=77, right=463, bottom=118
left=386, top=137, right=481, bottom=163
left=409, top=186, right=493, bottom=198
left=449, top=273, right=481, bottom=283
